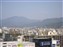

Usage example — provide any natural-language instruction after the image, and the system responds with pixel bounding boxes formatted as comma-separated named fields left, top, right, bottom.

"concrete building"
left=52, top=39, right=60, bottom=47
left=0, top=41, right=35, bottom=47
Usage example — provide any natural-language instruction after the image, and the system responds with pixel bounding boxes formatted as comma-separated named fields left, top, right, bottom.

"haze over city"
left=0, top=0, right=62, bottom=20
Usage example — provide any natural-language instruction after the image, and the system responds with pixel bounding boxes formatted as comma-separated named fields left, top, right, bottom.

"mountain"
left=0, top=16, right=63, bottom=28
left=36, top=17, right=63, bottom=28
left=0, top=16, right=36, bottom=27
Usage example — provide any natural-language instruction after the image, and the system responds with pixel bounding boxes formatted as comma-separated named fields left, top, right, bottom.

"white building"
left=48, top=30, right=58, bottom=36
left=17, top=35, right=24, bottom=42
left=0, top=41, right=35, bottom=47
left=52, top=39, right=60, bottom=47
left=0, top=35, right=35, bottom=47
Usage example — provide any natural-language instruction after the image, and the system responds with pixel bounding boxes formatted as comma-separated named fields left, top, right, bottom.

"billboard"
left=33, top=38, right=52, bottom=47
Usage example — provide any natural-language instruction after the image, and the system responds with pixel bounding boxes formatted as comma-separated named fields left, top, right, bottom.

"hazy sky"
left=1, top=0, right=62, bottom=1
left=0, top=0, right=62, bottom=20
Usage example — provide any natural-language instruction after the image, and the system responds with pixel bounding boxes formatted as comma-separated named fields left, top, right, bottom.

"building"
left=0, top=41, right=35, bottom=47
left=52, top=39, right=60, bottom=47
left=33, top=38, right=52, bottom=47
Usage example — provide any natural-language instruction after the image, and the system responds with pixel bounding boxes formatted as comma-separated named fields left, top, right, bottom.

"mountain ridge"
left=0, top=16, right=63, bottom=28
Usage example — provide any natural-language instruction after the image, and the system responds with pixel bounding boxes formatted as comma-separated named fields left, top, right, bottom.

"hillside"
left=0, top=16, right=63, bottom=28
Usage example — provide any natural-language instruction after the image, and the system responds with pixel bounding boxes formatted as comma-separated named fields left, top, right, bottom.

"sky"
left=0, top=0, right=63, bottom=20
left=0, top=0, right=62, bottom=1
